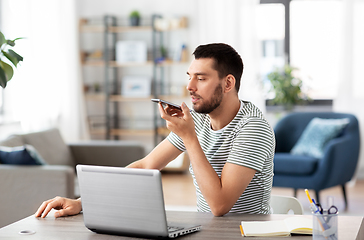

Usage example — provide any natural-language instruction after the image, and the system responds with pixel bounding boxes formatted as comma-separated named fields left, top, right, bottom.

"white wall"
left=76, top=0, right=199, bottom=48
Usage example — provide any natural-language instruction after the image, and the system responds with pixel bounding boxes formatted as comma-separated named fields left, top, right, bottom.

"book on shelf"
left=240, top=216, right=312, bottom=237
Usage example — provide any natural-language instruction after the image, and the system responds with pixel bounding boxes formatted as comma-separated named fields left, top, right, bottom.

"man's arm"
left=184, top=137, right=256, bottom=216
left=127, top=139, right=182, bottom=170
left=159, top=102, right=256, bottom=216
left=35, top=138, right=182, bottom=218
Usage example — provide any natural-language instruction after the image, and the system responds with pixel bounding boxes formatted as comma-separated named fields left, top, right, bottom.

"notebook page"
left=241, top=220, right=290, bottom=237
left=283, top=217, right=313, bottom=234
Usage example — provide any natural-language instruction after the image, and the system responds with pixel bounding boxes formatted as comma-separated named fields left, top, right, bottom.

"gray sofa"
left=0, top=128, right=145, bottom=228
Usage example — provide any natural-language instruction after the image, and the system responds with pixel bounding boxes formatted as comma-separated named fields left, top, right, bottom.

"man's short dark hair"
left=193, top=43, right=244, bottom=93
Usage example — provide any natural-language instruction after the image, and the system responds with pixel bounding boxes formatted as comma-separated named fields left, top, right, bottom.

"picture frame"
left=116, top=41, right=147, bottom=63
left=121, top=76, right=151, bottom=97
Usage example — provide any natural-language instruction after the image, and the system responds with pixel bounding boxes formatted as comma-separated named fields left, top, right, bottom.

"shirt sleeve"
left=227, top=117, right=275, bottom=172
left=166, top=131, right=186, bottom=152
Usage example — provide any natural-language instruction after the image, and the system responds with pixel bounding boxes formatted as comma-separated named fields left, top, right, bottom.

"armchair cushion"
left=0, top=145, right=47, bottom=165
left=274, top=153, right=318, bottom=175
left=290, top=117, right=350, bottom=158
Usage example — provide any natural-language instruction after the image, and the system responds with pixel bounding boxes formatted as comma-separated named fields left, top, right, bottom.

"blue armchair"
left=272, top=112, right=360, bottom=208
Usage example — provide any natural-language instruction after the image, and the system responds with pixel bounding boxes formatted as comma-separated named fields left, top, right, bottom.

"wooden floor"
left=161, top=171, right=364, bottom=216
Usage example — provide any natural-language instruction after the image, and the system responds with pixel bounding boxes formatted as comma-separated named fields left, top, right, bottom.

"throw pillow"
left=0, top=145, right=47, bottom=165
left=290, top=117, right=350, bottom=158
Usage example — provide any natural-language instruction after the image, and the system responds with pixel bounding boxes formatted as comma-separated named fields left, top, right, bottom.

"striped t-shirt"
left=167, top=100, right=275, bottom=214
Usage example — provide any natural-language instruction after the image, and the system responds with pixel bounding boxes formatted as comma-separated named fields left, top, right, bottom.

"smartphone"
left=151, top=99, right=182, bottom=111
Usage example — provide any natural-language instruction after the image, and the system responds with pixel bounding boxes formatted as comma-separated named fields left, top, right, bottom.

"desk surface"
left=0, top=211, right=363, bottom=240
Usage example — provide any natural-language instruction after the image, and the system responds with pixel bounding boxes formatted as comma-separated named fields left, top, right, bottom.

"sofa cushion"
left=0, top=135, right=24, bottom=147
left=0, top=145, right=47, bottom=165
left=290, top=117, right=350, bottom=158
left=274, top=153, right=319, bottom=175
left=20, top=128, right=74, bottom=166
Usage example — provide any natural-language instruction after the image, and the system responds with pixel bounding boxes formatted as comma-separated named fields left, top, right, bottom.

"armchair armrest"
left=317, top=136, right=360, bottom=187
left=0, top=165, right=75, bottom=228
left=69, top=140, right=145, bottom=168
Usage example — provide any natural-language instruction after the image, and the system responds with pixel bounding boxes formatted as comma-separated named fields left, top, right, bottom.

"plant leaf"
left=7, top=37, right=24, bottom=47
left=2, top=50, right=22, bottom=67
left=0, top=32, right=6, bottom=47
left=0, top=66, right=8, bottom=88
left=3, top=50, right=18, bottom=66
left=0, top=60, right=14, bottom=82
left=12, top=37, right=24, bottom=41
left=7, top=39, right=15, bottom=47
left=8, top=49, right=23, bottom=62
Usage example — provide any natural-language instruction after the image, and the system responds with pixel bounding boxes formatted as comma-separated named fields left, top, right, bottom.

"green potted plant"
left=129, top=10, right=141, bottom=26
left=267, top=65, right=309, bottom=110
left=0, top=31, right=23, bottom=88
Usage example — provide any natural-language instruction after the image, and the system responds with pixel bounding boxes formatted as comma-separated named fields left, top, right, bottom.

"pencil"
left=240, top=224, right=245, bottom=236
left=305, top=189, right=313, bottom=204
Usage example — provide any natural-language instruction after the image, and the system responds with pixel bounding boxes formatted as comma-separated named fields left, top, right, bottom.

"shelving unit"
left=79, top=15, right=189, bottom=146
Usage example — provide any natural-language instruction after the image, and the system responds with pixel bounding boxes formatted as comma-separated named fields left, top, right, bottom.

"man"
left=35, top=43, right=275, bottom=218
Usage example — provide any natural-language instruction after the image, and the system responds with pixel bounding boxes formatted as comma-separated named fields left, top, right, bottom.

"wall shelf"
left=110, top=129, right=154, bottom=136
left=109, top=95, right=153, bottom=102
left=79, top=15, right=188, bottom=143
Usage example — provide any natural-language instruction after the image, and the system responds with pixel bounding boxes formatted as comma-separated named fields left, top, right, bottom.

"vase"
left=130, top=17, right=140, bottom=26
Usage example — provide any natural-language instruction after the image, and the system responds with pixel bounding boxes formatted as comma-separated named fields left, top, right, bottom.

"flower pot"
left=130, top=17, right=140, bottom=26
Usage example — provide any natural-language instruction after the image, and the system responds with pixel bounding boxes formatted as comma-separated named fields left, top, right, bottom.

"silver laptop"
left=76, top=165, right=201, bottom=238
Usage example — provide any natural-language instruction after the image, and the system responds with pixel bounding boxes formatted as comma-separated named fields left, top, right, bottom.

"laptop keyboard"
left=168, top=226, right=184, bottom=232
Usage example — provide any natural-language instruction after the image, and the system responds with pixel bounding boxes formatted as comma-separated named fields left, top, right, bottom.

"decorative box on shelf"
left=121, top=76, right=151, bottom=98
left=115, top=41, right=148, bottom=64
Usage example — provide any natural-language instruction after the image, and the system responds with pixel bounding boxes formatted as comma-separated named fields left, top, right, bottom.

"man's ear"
left=224, top=74, right=236, bottom=93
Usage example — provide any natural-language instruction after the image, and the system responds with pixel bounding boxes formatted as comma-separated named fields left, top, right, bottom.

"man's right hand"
left=34, top=196, right=82, bottom=218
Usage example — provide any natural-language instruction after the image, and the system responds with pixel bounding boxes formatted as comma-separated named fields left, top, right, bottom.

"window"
left=257, top=3, right=286, bottom=99
left=259, top=0, right=342, bottom=100
left=290, top=0, right=342, bottom=99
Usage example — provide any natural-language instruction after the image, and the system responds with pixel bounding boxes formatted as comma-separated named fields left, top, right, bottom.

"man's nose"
left=187, top=78, right=197, bottom=92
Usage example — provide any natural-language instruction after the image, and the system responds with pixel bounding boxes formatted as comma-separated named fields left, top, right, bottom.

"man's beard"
left=191, top=84, right=223, bottom=114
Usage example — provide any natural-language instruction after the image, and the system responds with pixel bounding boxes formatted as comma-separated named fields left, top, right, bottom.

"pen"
left=304, top=189, right=321, bottom=215
left=311, top=199, right=321, bottom=214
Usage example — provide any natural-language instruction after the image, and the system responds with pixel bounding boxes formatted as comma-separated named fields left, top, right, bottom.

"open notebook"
left=76, top=165, right=201, bottom=238
left=240, top=216, right=312, bottom=237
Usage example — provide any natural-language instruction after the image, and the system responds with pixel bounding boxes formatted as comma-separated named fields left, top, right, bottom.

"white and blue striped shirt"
left=167, top=100, right=275, bottom=214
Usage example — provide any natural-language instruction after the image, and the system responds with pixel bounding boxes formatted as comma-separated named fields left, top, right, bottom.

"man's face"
left=186, top=58, right=224, bottom=114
